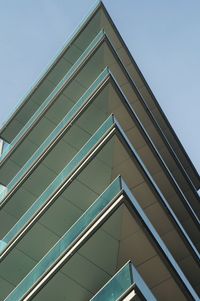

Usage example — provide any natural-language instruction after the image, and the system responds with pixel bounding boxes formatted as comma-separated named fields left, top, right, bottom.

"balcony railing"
left=0, top=67, right=110, bottom=204
left=0, top=30, right=105, bottom=163
left=4, top=175, right=198, bottom=301
left=90, top=261, right=156, bottom=301
left=1, top=115, right=115, bottom=255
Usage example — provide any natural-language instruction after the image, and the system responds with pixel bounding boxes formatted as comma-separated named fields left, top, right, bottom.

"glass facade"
left=0, top=2, right=199, bottom=301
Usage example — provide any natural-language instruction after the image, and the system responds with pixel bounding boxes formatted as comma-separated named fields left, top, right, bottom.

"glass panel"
left=0, top=33, right=129, bottom=189
left=0, top=30, right=105, bottom=162
left=0, top=135, right=125, bottom=301
left=29, top=203, right=150, bottom=301
left=0, top=139, right=3, bottom=155
left=0, top=140, right=10, bottom=156
left=12, top=198, right=181, bottom=301
left=4, top=176, right=122, bottom=301
left=1, top=125, right=198, bottom=301
left=1, top=117, right=197, bottom=300
left=91, top=261, right=156, bottom=301
left=0, top=1, right=101, bottom=142
left=0, top=240, right=7, bottom=253
left=0, top=67, right=109, bottom=203
left=90, top=262, right=133, bottom=301
left=4, top=174, right=192, bottom=300
left=2, top=33, right=196, bottom=250
left=1, top=123, right=147, bottom=269
left=2, top=115, right=115, bottom=247
left=1, top=69, right=139, bottom=241
left=0, top=185, right=7, bottom=203
left=1, top=133, right=150, bottom=300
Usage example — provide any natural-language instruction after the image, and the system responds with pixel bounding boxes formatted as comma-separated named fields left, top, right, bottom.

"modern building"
left=0, top=2, right=199, bottom=300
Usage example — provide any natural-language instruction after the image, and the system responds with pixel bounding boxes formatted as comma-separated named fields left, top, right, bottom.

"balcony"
left=0, top=116, right=199, bottom=300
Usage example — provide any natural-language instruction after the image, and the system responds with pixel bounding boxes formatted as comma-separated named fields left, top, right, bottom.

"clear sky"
left=0, top=0, right=199, bottom=175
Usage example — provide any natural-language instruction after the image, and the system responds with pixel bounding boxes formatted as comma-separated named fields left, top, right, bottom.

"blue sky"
left=0, top=0, right=199, bottom=174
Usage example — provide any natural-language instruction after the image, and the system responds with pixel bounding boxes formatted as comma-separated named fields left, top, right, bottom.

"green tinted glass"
left=4, top=176, right=122, bottom=301
left=2, top=115, right=115, bottom=247
left=0, top=67, right=109, bottom=204
left=91, top=262, right=133, bottom=301
left=0, top=30, right=105, bottom=163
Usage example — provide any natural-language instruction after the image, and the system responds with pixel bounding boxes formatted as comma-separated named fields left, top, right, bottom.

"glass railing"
left=0, top=184, right=7, bottom=203
left=4, top=176, right=123, bottom=301
left=2, top=114, right=198, bottom=300
left=2, top=111, right=199, bottom=288
left=1, top=115, right=115, bottom=252
left=1, top=59, right=199, bottom=264
left=0, top=140, right=10, bottom=157
left=90, top=262, right=134, bottom=301
left=0, top=240, right=7, bottom=253
left=0, top=30, right=105, bottom=162
left=0, top=0, right=101, bottom=136
left=4, top=177, right=198, bottom=300
left=90, top=261, right=156, bottom=301
left=0, top=67, right=110, bottom=204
